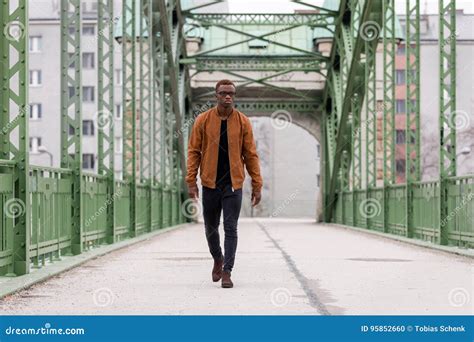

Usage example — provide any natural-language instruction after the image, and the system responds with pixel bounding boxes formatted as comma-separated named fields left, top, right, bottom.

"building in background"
left=28, top=0, right=124, bottom=178
left=396, top=11, right=474, bottom=181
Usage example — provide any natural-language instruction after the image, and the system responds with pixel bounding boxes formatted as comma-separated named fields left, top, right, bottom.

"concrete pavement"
left=0, top=218, right=472, bottom=315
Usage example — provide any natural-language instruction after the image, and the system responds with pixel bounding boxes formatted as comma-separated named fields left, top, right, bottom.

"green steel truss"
left=156, top=0, right=188, bottom=198
left=0, top=0, right=472, bottom=277
left=439, top=0, right=457, bottom=244
left=323, top=0, right=471, bottom=248
left=186, top=13, right=334, bottom=26
left=139, top=0, right=153, bottom=183
left=182, top=55, right=327, bottom=73
left=382, top=0, right=396, bottom=233
left=183, top=9, right=333, bottom=110
left=97, top=0, right=115, bottom=242
left=122, top=0, right=137, bottom=236
left=60, top=0, right=83, bottom=254
left=405, top=0, right=421, bottom=237
left=0, top=0, right=30, bottom=275
left=0, top=0, right=190, bottom=276
left=323, top=0, right=384, bottom=220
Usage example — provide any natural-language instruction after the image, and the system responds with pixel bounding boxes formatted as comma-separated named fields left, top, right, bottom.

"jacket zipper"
left=227, top=114, right=234, bottom=193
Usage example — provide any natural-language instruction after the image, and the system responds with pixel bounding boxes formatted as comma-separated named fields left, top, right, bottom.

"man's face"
left=215, top=84, right=236, bottom=108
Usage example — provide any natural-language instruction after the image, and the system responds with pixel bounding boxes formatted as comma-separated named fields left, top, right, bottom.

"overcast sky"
left=228, top=0, right=474, bottom=14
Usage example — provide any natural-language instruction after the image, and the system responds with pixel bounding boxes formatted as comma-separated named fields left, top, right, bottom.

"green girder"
left=60, top=0, right=83, bottom=254
left=0, top=0, right=30, bottom=275
left=182, top=55, right=327, bottom=72
left=186, top=13, right=335, bottom=26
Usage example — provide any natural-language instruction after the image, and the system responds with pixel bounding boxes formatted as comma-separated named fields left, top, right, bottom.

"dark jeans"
left=202, top=183, right=242, bottom=273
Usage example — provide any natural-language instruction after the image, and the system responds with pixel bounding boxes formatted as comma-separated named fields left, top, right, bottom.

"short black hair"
left=215, top=79, right=235, bottom=92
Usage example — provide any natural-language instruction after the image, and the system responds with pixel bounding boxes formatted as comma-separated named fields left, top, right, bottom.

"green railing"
left=162, top=186, right=172, bottom=228
left=386, top=186, right=406, bottom=236
left=82, top=173, right=109, bottom=247
left=30, top=166, right=73, bottom=266
left=446, top=176, right=474, bottom=247
left=412, top=181, right=440, bottom=243
left=136, top=182, right=151, bottom=235
left=114, top=180, right=132, bottom=239
left=334, top=176, right=474, bottom=248
left=0, top=160, right=15, bottom=273
left=151, top=184, right=163, bottom=230
left=0, top=163, right=187, bottom=276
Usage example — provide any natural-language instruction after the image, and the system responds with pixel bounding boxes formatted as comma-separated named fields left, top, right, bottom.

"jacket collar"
left=213, top=105, right=236, bottom=120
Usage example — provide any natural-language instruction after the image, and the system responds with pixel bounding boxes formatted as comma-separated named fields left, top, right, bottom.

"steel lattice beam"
left=122, top=0, right=137, bottom=236
left=155, top=0, right=188, bottom=199
left=439, top=0, right=457, bottom=245
left=186, top=15, right=326, bottom=59
left=322, top=0, right=384, bottom=221
left=60, top=0, right=83, bottom=254
left=186, top=13, right=335, bottom=26
left=97, top=0, right=115, bottom=242
left=382, top=0, right=396, bottom=233
left=405, top=0, right=421, bottom=238
left=182, top=55, right=327, bottom=72
left=139, top=0, right=152, bottom=183
left=226, top=100, right=319, bottom=113
left=0, top=0, right=30, bottom=275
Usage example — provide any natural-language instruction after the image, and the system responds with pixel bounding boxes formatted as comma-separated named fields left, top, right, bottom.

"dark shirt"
left=216, top=119, right=232, bottom=189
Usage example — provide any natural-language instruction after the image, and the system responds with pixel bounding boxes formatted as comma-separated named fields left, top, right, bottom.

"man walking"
left=185, top=79, right=263, bottom=288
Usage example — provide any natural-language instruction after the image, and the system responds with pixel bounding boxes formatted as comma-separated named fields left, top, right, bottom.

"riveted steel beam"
left=182, top=55, right=327, bottom=72
left=405, top=0, right=421, bottom=238
left=186, top=13, right=335, bottom=26
left=439, top=0, right=457, bottom=245
left=60, top=0, right=83, bottom=254
left=155, top=0, right=187, bottom=195
left=323, top=0, right=385, bottom=221
left=189, top=22, right=325, bottom=58
left=97, top=0, right=115, bottom=242
left=122, top=0, right=137, bottom=236
left=0, top=0, right=30, bottom=275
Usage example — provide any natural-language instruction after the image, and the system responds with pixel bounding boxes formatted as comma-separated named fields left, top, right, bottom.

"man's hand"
left=188, top=184, right=199, bottom=199
left=251, top=190, right=261, bottom=207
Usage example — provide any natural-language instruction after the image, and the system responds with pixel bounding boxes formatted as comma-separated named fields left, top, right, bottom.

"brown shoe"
left=221, top=271, right=233, bottom=288
left=212, top=257, right=224, bottom=282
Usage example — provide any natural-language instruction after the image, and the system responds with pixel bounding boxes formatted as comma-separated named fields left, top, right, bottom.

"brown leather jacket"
left=185, top=106, right=263, bottom=193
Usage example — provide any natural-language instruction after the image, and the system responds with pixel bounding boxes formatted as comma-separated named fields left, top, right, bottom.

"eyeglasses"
left=217, top=91, right=236, bottom=97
